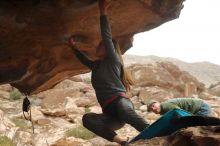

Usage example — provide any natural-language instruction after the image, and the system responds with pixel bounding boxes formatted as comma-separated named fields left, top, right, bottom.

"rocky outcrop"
left=0, top=71, right=220, bottom=146
left=167, top=126, right=220, bottom=146
left=127, top=62, right=205, bottom=103
left=0, top=0, right=185, bottom=94
left=0, top=110, right=17, bottom=139
left=210, top=82, right=220, bottom=97
left=124, top=55, right=220, bottom=87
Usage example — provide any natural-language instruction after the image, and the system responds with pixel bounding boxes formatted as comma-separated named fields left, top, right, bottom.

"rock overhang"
left=0, top=0, right=185, bottom=94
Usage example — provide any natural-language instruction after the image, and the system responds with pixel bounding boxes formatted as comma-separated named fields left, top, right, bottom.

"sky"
left=126, top=0, right=220, bottom=65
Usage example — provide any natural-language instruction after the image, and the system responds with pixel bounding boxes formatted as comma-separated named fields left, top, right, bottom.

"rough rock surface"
left=1, top=60, right=220, bottom=146
left=210, top=82, right=220, bottom=97
left=127, top=62, right=205, bottom=101
left=0, top=0, right=185, bottom=94
left=167, top=126, right=220, bottom=146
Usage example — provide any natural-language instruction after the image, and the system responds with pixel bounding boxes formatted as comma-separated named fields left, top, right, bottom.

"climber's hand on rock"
left=68, top=37, right=76, bottom=46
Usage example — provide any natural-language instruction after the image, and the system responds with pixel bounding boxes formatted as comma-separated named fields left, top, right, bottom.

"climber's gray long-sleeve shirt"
left=74, top=15, right=126, bottom=106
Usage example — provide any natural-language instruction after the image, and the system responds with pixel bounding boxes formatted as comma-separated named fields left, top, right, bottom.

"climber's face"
left=150, top=102, right=161, bottom=114
left=96, top=41, right=106, bottom=59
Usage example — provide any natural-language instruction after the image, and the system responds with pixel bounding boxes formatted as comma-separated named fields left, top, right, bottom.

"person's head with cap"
left=147, top=100, right=161, bottom=114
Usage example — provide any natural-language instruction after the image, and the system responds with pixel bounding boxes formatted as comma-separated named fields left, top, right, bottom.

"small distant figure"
left=147, top=98, right=211, bottom=116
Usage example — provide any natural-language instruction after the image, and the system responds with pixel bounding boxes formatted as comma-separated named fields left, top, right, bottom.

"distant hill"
left=123, top=55, right=220, bottom=87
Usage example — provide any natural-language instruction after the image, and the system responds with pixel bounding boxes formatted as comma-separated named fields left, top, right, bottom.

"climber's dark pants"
left=82, top=97, right=149, bottom=141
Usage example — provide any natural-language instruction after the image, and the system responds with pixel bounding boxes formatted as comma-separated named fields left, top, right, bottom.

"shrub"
left=11, top=117, right=28, bottom=129
left=84, top=107, right=91, bottom=113
left=9, top=89, right=22, bottom=100
left=65, top=125, right=96, bottom=140
left=0, top=136, right=14, bottom=146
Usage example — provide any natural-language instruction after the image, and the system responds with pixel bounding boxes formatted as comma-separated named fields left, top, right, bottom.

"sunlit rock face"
left=127, top=62, right=205, bottom=100
left=0, top=0, right=185, bottom=94
left=167, top=127, right=220, bottom=146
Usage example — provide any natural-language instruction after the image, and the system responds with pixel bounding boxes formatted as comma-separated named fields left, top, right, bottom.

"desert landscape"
left=1, top=55, right=220, bottom=146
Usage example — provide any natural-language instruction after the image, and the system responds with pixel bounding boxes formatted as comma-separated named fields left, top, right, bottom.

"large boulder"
left=167, top=126, right=220, bottom=146
left=0, top=0, right=185, bottom=94
left=127, top=62, right=205, bottom=98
